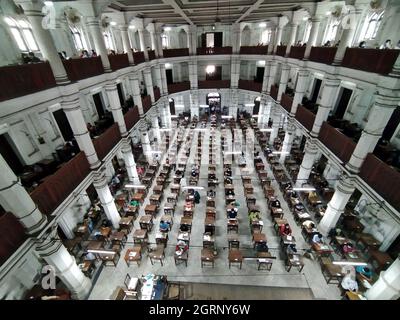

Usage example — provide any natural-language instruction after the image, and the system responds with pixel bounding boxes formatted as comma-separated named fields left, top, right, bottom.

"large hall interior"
left=0, top=0, right=399, bottom=301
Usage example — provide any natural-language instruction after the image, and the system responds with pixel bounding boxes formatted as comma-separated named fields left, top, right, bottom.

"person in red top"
left=279, top=223, right=292, bottom=236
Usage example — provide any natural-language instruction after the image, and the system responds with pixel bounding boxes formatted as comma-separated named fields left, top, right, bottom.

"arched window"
left=103, top=30, right=114, bottom=50
left=5, top=17, right=38, bottom=52
left=361, top=11, right=384, bottom=40
left=302, top=21, right=312, bottom=43
left=161, top=34, right=169, bottom=49
left=261, top=29, right=272, bottom=45
left=326, top=19, right=339, bottom=42
left=70, top=25, right=87, bottom=50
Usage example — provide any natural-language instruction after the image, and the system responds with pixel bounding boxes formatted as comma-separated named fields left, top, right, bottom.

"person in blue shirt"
left=159, top=220, right=169, bottom=232
left=356, top=266, right=373, bottom=281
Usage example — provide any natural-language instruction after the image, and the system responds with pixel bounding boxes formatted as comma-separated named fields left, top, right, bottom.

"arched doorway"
left=169, top=98, right=175, bottom=115
left=206, top=92, right=221, bottom=115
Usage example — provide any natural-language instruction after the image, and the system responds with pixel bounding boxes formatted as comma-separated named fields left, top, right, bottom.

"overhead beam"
left=235, top=0, right=264, bottom=23
left=162, top=0, right=194, bottom=25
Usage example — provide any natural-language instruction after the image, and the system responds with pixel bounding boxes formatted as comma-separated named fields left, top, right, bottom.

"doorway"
left=381, top=106, right=400, bottom=141
left=53, top=109, right=74, bottom=142
left=334, top=87, right=353, bottom=119
left=166, top=69, right=173, bottom=84
left=206, top=92, right=221, bottom=114
left=116, top=83, right=125, bottom=106
left=255, top=67, right=264, bottom=83
left=311, top=78, right=322, bottom=103
left=253, top=98, right=260, bottom=115
left=202, top=32, right=223, bottom=47
left=206, top=66, right=222, bottom=81
left=93, top=92, right=105, bottom=118
left=169, top=98, right=175, bottom=115
left=0, top=134, right=24, bottom=174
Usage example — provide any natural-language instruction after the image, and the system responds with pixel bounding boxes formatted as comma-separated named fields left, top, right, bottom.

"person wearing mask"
left=356, top=266, right=373, bottom=282
left=358, top=41, right=366, bottom=48
left=80, top=50, right=90, bottom=58
left=28, top=52, right=41, bottom=63
left=380, top=39, right=393, bottom=49
left=286, top=244, right=297, bottom=255
left=91, top=49, right=97, bottom=57
left=270, top=198, right=281, bottom=208
left=279, top=223, right=292, bottom=236
left=341, top=242, right=355, bottom=254
left=194, top=190, right=200, bottom=204
left=207, top=189, right=216, bottom=198
left=228, top=207, right=238, bottom=219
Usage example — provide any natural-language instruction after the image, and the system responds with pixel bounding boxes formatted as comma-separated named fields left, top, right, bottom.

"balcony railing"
left=276, top=46, right=287, bottom=57
left=142, top=95, right=152, bottom=114
left=108, top=54, right=130, bottom=71
left=63, top=57, right=104, bottom=82
left=0, top=212, right=27, bottom=266
left=133, top=51, right=145, bottom=65
left=289, top=46, right=306, bottom=60
left=167, top=81, right=190, bottom=94
left=270, top=84, right=278, bottom=101
left=318, top=121, right=356, bottom=163
left=239, top=46, right=268, bottom=55
left=359, top=153, right=400, bottom=212
left=148, top=50, right=156, bottom=61
left=154, top=86, right=161, bottom=101
left=0, top=62, right=56, bottom=102
left=198, top=80, right=230, bottom=89
left=238, top=79, right=262, bottom=92
left=124, top=107, right=140, bottom=131
left=295, top=105, right=316, bottom=131
left=93, top=123, right=121, bottom=160
left=30, top=152, right=91, bottom=216
left=163, top=48, right=189, bottom=58
left=309, top=47, right=337, bottom=64
left=197, top=47, right=233, bottom=55
left=281, top=93, right=293, bottom=113
left=342, top=48, right=399, bottom=75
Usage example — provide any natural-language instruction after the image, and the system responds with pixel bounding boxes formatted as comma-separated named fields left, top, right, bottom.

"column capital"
left=105, top=81, right=118, bottom=92
left=35, top=226, right=62, bottom=256
left=311, top=16, right=321, bottom=23
left=93, top=171, right=108, bottom=188
left=336, top=173, right=355, bottom=194
left=119, top=24, right=129, bottom=32
left=15, top=0, right=44, bottom=14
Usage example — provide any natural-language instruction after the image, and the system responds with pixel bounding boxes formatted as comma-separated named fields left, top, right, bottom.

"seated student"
left=130, top=199, right=140, bottom=207
left=286, top=244, right=298, bottom=255
left=225, top=168, right=232, bottom=176
left=175, top=240, right=188, bottom=256
left=341, top=269, right=358, bottom=292
left=341, top=242, right=355, bottom=254
left=289, top=191, right=298, bottom=199
left=207, top=189, right=216, bottom=198
left=279, top=223, right=292, bottom=236
left=312, top=233, right=324, bottom=244
left=248, top=210, right=261, bottom=223
left=228, top=207, right=238, bottom=219
left=180, top=223, right=189, bottom=232
left=356, top=266, right=373, bottom=281
left=294, top=202, right=305, bottom=212
left=270, top=198, right=281, bottom=208
left=191, top=169, right=197, bottom=177
left=225, top=177, right=233, bottom=184
left=328, top=227, right=343, bottom=238
left=159, top=220, right=169, bottom=232
left=256, top=242, right=269, bottom=252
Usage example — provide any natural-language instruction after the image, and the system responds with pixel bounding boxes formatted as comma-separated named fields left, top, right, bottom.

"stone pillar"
left=61, top=93, right=100, bottom=169
left=119, top=25, right=134, bottom=65
left=268, top=28, right=276, bottom=54
left=105, top=83, right=127, bottom=136
left=304, top=17, right=321, bottom=59
left=274, top=27, right=283, bottom=53
left=232, top=23, right=241, bottom=54
left=285, top=22, right=299, bottom=56
left=153, top=65, right=163, bottom=91
left=189, top=59, right=198, bottom=89
left=0, top=154, right=47, bottom=234
left=269, top=107, right=281, bottom=144
left=121, top=139, right=140, bottom=184
left=365, top=257, right=400, bottom=300
left=262, top=96, right=272, bottom=125
left=295, top=139, right=318, bottom=186
left=190, top=90, right=199, bottom=117
left=16, top=0, right=69, bottom=84
left=291, top=69, right=309, bottom=115
left=262, top=61, right=271, bottom=94
left=333, top=17, right=356, bottom=65
left=51, top=17, right=76, bottom=57
left=155, top=24, right=164, bottom=58
left=36, top=228, right=91, bottom=299
left=152, top=109, right=161, bottom=143
left=138, top=28, right=149, bottom=61
left=347, top=93, right=398, bottom=173
left=188, top=25, right=197, bottom=56
left=147, top=24, right=158, bottom=55
left=310, top=76, right=340, bottom=137
left=231, top=57, right=240, bottom=89
left=160, top=64, right=169, bottom=95
left=93, top=172, right=120, bottom=229
left=57, top=208, right=76, bottom=240
left=280, top=120, right=295, bottom=163
left=319, top=174, right=355, bottom=235
left=140, top=123, right=152, bottom=162
left=323, top=162, right=340, bottom=187
left=86, top=17, right=111, bottom=72
left=277, top=64, right=290, bottom=102
left=129, top=74, right=144, bottom=116
left=143, top=68, right=155, bottom=103
left=267, top=61, right=277, bottom=95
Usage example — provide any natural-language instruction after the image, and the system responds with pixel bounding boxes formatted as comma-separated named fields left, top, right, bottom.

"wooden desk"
left=174, top=250, right=189, bottom=267
left=99, top=251, right=120, bottom=267
left=244, top=184, right=254, bottom=194
left=206, top=207, right=216, bottom=219
left=177, top=231, right=190, bottom=245
left=163, top=204, right=175, bottom=216
left=180, top=217, right=193, bottom=232
left=270, top=207, right=284, bottom=219
left=149, top=194, right=162, bottom=206
left=155, top=231, right=169, bottom=246
left=201, top=248, right=215, bottom=267
left=228, top=249, right=243, bottom=269
left=170, top=184, right=181, bottom=194
left=312, top=243, right=333, bottom=257
left=368, top=249, right=393, bottom=272
left=225, top=195, right=236, bottom=205
left=79, top=260, right=95, bottom=278
left=142, top=177, right=152, bottom=186
left=203, top=233, right=215, bottom=249
left=206, top=198, right=216, bottom=207
left=161, top=214, right=173, bottom=230
left=321, top=260, right=344, bottom=283
left=356, top=233, right=381, bottom=249
left=133, top=229, right=148, bottom=245
left=286, top=254, right=304, bottom=272
left=242, top=176, right=251, bottom=185
left=132, top=193, right=145, bottom=203
left=139, top=215, right=153, bottom=231
left=119, top=216, right=134, bottom=233
left=252, top=233, right=267, bottom=248
left=149, top=245, right=165, bottom=266
left=273, top=218, right=288, bottom=233
left=257, top=252, right=273, bottom=271
left=167, top=193, right=178, bottom=204
left=281, top=235, right=296, bottom=246
left=153, top=185, right=163, bottom=195
left=124, top=246, right=142, bottom=266
left=100, top=227, right=111, bottom=238
left=227, top=234, right=240, bottom=249
left=227, top=219, right=239, bottom=233
left=204, top=216, right=216, bottom=234
left=145, top=204, right=158, bottom=216
left=110, top=231, right=127, bottom=247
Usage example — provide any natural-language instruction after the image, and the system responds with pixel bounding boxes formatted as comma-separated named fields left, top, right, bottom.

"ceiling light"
left=125, top=184, right=146, bottom=189
left=182, top=186, right=204, bottom=190
left=221, top=115, right=232, bottom=119
left=44, top=1, right=53, bottom=6
left=292, top=187, right=316, bottom=191
left=257, top=60, right=266, bottom=67
left=260, top=129, right=273, bottom=132
left=212, top=25, right=216, bottom=30
left=129, top=25, right=135, bottom=29
left=206, top=65, right=216, bottom=74
left=303, top=17, right=309, bottom=21
left=259, top=22, right=267, bottom=28
left=164, top=27, right=171, bottom=31
left=332, top=261, right=368, bottom=266
left=272, top=151, right=289, bottom=155
left=326, top=11, right=331, bottom=15
left=165, top=63, right=172, bottom=69
left=110, top=21, right=117, bottom=26
left=170, top=115, right=179, bottom=118
left=245, top=103, right=254, bottom=107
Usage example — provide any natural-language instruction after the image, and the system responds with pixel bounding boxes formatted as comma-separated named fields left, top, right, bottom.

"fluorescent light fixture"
left=224, top=151, right=241, bottom=155
left=259, top=22, right=267, bottom=28
left=206, top=65, right=216, bottom=74
left=252, top=115, right=260, bottom=118
left=148, top=150, right=162, bottom=154
left=88, top=249, right=116, bottom=255
left=303, top=17, right=309, bottom=21
left=326, top=11, right=331, bottom=15
left=260, top=129, right=273, bottom=132
left=110, top=21, right=117, bottom=26
left=257, top=60, right=266, bottom=67
left=221, top=115, right=232, bottom=119
left=272, top=151, right=289, bottom=155
left=125, top=184, right=146, bottom=189
left=332, top=261, right=368, bottom=267
left=175, top=104, right=184, bottom=108
left=44, top=1, right=53, bottom=6
left=199, top=104, right=209, bottom=108
left=245, top=103, right=255, bottom=107
left=292, top=187, right=316, bottom=192
left=129, top=25, right=135, bottom=29
left=164, top=27, right=172, bottom=31
left=170, top=115, right=178, bottom=118
left=182, top=186, right=204, bottom=190
left=165, top=63, right=172, bottom=69
left=159, top=128, right=171, bottom=131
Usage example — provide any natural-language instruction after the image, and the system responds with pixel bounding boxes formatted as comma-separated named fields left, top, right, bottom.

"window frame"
left=69, top=25, right=87, bottom=51
left=362, top=11, right=384, bottom=41
left=5, top=17, right=39, bottom=52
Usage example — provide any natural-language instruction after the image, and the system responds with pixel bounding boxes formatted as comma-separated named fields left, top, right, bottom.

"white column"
left=347, top=94, right=398, bottom=173
left=36, top=229, right=92, bottom=299
left=304, top=17, right=321, bottom=59
left=274, top=27, right=283, bottom=53
left=267, top=61, right=277, bottom=95
left=323, top=162, right=340, bottom=187
left=119, top=25, right=134, bottom=65
left=295, top=140, right=318, bottom=186
left=93, top=172, right=120, bottom=229
left=16, top=0, right=69, bottom=84
left=231, top=57, right=240, bottom=89
left=277, top=64, right=290, bottom=102
left=188, top=25, right=197, bottom=55
left=61, top=95, right=100, bottom=169
left=0, top=154, right=47, bottom=234
left=105, top=83, right=127, bottom=136
left=52, top=17, right=76, bottom=57
left=190, top=90, right=199, bottom=117
left=140, top=123, right=152, bottom=162
left=365, top=257, right=400, bottom=300
left=319, top=174, right=355, bottom=235
left=152, top=110, right=162, bottom=143
left=153, top=65, right=163, bottom=91
left=291, top=69, right=309, bottom=115
left=310, top=76, right=340, bottom=137
left=121, top=139, right=140, bottom=184
left=175, top=63, right=183, bottom=82
left=261, top=61, right=271, bottom=94
left=86, top=17, right=111, bottom=72
left=257, top=104, right=264, bottom=126
left=285, top=22, right=299, bottom=56
left=138, top=28, right=149, bottom=61
left=129, top=74, right=144, bottom=116
left=280, top=121, right=295, bottom=163
left=189, top=59, right=198, bottom=89
left=155, top=26, right=164, bottom=58
left=262, top=96, right=272, bottom=125
left=160, top=64, right=169, bottom=95
left=268, top=28, right=276, bottom=54
left=57, top=208, right=76, bottom=240
left=269, top=107, right=281, bottom=144
left=232, top=23, right=241, bottom=54
left=143, top=68, right=155, bottom=103
left=333, top=16, right=357, bottom=65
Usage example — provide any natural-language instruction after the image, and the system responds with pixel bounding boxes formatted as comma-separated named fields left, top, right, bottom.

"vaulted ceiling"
left=107, top=0, right=317, bottom=25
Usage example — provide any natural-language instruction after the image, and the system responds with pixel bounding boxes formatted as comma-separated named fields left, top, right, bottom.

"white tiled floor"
left=88, top=120, right=341, bottom=300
